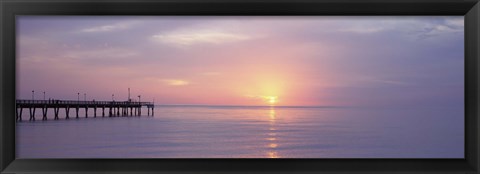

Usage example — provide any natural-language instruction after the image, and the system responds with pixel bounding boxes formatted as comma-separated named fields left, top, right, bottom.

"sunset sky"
left=17, top=16, right=464, bottom=107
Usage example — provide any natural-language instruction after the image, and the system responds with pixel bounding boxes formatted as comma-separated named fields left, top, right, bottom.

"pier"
left=16, top=100, right=155, bottom=121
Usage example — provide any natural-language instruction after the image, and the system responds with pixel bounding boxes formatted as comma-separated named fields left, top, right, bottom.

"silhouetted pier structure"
left=16, top=100, right=155, bottom=121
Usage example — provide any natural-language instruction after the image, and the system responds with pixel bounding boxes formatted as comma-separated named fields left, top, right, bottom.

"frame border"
left=1, top=0, right=479, bottom=173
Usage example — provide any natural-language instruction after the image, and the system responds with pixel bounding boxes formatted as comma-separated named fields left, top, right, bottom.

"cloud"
left=444, top=18, right=464, bottom=28
left=152, top=30, right=251, bottom=46
left=63, top=48, right=139, bottom=62
left=81, top=22, right=136, bottom=33
left=367, top=79, right=410, bottom=86
left=335, top=17, right=463, bottom=39
left=415, top=17, right=464, bottom=39
left=162, top=79, right=190, bottom=86
left=340, top=26, right=385, bottom=34
left=245, top=95, right=278, bottom=102
left=357, top=76, right=411, bottom=86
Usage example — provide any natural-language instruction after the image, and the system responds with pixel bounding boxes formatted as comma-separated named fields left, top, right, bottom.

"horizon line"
left=155, top=104, right=348, bottom=108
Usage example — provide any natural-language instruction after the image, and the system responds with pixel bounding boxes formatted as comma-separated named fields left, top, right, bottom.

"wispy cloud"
left=162, top=79, right=190, bottom=86
left=245, top=95, right=278, bottom=102
left=340, top=26, right=385, bottom=34
left=414, top=18, right=464, bottom=39
left=63, top=48, right=139, bottom=60
left=337, top=17, right=463, bottom=39
left=81, top=22, right=136, bottom=33
left=152, top=29, right=251, bottom=46
left=444, top=18, right=464, bottom=28
left=357, top=76, right=411, bottom=86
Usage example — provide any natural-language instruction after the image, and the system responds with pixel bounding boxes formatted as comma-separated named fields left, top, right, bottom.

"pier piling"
left=17, top=108, right=23, bottom=121
left=29, top=107, right=36, bottom=121
left=42, top=107, right=48, bottom=120
left=76, top=107, right=79, bottom=118
left=65, top=107, right=70, bottom=119
left=54, top=107, right=60, bottom=120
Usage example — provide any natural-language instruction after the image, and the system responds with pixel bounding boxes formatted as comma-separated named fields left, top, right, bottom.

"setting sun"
left=267, top=96, right=278, bottom=105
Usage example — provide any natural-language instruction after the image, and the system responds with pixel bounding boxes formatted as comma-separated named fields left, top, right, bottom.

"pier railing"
left=16, top=100, right=153, bottom=106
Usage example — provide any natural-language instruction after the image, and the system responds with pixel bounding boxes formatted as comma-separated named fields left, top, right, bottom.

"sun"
left=267, top=96, right=278, bottom=105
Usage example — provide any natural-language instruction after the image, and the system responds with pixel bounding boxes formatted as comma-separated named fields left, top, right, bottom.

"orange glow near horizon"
left=231, top=67, right=297, bottom=106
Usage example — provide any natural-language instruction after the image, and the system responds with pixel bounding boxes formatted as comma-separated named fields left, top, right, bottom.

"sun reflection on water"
left=267, top=132, right=276, bottom=136
left=268, top=151, right=279, bottom=158
left=268, top=143, right=278, bottom=148
left=269, top=109, right=276, bottom=120
left=266, top=107, right=280, bottom=158
left=266, top=137, right=277, bottom=141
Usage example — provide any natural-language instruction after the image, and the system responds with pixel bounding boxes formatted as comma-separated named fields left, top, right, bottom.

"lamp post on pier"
left=32, top=90, right=35, bottom=100
left=43, top=91, right=45, bottom=100
left=77, top=93, right=80, bottom=102
left=84, top=93, right=86, bottom=101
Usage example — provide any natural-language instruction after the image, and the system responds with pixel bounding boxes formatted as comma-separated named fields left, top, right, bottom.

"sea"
left=16, top=105, right=464, bottom=158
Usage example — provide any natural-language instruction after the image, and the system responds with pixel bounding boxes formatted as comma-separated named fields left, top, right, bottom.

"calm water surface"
left=16, top=106, right=464, bottom=158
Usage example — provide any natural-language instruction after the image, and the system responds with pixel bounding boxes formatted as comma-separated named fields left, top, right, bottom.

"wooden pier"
left=16, top=100, right=155, bottom=121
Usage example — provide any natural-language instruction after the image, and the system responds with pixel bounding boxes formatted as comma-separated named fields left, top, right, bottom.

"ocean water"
left=16, top=106, right=464, bottom=158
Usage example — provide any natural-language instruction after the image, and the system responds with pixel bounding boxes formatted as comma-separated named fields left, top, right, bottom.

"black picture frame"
left=1, top=0, right=479, bottom=173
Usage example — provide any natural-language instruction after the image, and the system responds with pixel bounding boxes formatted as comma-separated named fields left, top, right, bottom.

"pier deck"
left=16, top=100, right=155, bottom=121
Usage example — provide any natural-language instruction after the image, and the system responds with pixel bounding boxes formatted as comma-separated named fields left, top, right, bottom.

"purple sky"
left=16, top=16, right=464, bottom=107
